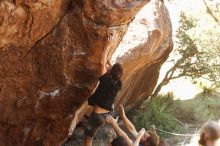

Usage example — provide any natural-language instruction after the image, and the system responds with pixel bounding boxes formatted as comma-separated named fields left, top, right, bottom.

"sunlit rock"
left=0, top=0, right=171, bottom=145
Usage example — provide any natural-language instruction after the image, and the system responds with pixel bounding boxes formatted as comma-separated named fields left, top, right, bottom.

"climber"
left=117, top=105, right=160, bottom=146
left=84, top=61, right=123, bottom=146
left=198, top=121, right=220, bottom=146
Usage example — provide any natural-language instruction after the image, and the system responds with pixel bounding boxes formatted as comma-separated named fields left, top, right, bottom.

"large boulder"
left=113, top=0, right=173, bottom=109
left=0, top=0, right=172, bottom=146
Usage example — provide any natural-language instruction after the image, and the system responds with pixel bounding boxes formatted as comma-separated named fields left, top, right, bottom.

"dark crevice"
left=22, top=0, right=72, bottom=59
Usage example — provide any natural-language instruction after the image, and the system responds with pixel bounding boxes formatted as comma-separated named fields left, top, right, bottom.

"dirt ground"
left=62, top=125, right=115, bottom=146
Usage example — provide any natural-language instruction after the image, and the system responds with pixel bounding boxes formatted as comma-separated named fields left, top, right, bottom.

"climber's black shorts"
left=84, top=112, right=111, bottom=137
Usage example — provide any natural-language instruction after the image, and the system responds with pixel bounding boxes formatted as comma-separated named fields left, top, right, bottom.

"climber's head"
left=110, top=63, right=123, bottom=81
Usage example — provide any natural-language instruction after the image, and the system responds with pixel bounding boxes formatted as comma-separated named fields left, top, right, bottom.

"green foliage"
left=201, top=86, right=216, bottom=96
left=171, top=92, right=220, bottom=145
left=133, top=93, right=182, bottom=137
left=152, top=10, right=220, bottom=98
left=173, top=12, right=211, bottom=79
left=188, top=4, right=220, bottom=86
left=175, top=92, right=220, bottom=124
left=197, top=82, right=217, bottom=96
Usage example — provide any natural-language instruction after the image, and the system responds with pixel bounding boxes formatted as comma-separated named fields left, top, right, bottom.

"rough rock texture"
left=113, top=0, right=173, bottom=109
left=0, top=0, right=172, bottom=146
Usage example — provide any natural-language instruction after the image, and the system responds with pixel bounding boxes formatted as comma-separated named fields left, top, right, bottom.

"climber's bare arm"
left=100, top=63, right=107, bottom=75
left=100, top=60, right=112, bottom=75
left=133, top=128, right=145, bottom=146
left=107, top=60, right=112, bottom=68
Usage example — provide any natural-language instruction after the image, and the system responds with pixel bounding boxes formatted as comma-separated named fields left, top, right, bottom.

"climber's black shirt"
left=88, top=73, right=122, bottom=111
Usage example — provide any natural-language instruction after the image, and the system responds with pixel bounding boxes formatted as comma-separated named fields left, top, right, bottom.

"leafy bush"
left=132, top=93, right=182, bottom=137
left=202, top=86, right=216, bottom=96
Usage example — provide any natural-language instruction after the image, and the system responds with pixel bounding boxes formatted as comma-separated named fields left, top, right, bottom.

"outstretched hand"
left=106, top=115, right=118, bottom=127
left=137, top=128, right=145, bottom=138
left=119, top=105, right=125, bottom=117
left=133, top=128, right=146, bottom=146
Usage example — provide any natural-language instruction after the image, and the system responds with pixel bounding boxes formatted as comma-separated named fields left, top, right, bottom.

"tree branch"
left=202, top=0, right=220, bottom=25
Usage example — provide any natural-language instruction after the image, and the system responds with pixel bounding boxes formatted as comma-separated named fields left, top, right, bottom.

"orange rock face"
left=0, top=0, right=171, bottom=146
